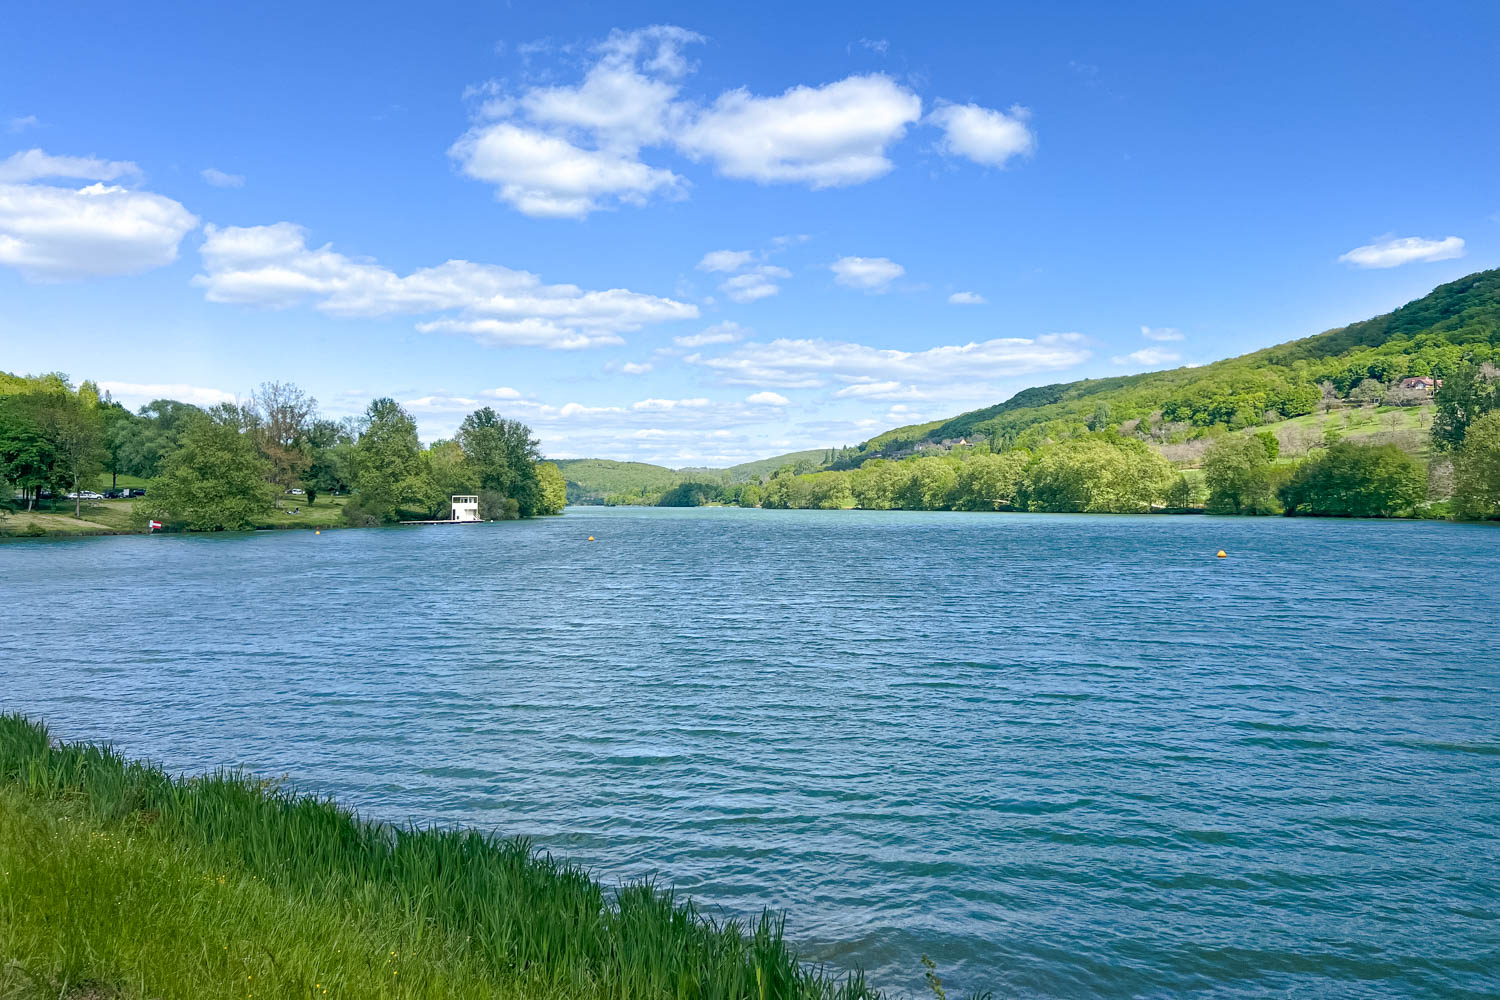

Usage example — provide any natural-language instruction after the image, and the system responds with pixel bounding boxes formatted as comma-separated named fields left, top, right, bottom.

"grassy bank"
left=0, top=716, right=880, bottom=1000
left=1, top=495, right=349, bottom=539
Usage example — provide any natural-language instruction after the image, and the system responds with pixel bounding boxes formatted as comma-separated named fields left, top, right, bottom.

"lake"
left=2, top=507, right=1497, bottom=997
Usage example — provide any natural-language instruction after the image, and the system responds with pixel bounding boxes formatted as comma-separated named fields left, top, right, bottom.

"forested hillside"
left=838, top=269, right=1499, bottom=465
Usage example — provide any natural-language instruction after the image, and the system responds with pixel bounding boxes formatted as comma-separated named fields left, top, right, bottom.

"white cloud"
left=620, top=361, right=653, bottom=374
left=1140, top=325, right=1183, bottom=341
left=99, top=381, right=236, bottom=409
left=450, top=27, right=696, bottom=218
left=1111, top=347, right=1181, bottom=367
left=831, top=255, right=904, bottom=291
left=721, top=265, right=790, bottom=303
left=483, top=386, right=523, bottom=399
left=0, top=181, right=198, bottom=281
left=928, top=103, right=1034, bottom=167
left=697, top=248, right=755, bottom=272
left=948, top=291, right=985, bottom=305
left=201, top=167, right=245, bottom=188
left=688, top=333, right=1090, bottom=389
left=0, top=148, right=141, bottom=184
left=450, top=123, right=681, bottom=219
left=7, top=115, right=39, bottom=133
left=1338, top=235, right=1465, bottom=269
left=678, top=74, right=921, bottom=187
left=746, top=391, right=789, bottom=405
left=833, top=380, right=929, bottom=400
left=194, top=222, right=697, bottom=349
left=674, top=321, right=745, bottom=347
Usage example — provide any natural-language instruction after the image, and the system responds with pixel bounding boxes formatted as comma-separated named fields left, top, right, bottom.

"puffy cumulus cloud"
left=451, top=27, right=696, bottom=218
left=830, top=255, right=903, bottom=291
left=99, top=381, right=236, bottom=409
left=677, top=74, right=922, bottom=187
left=674, top=321, right=745, bottom=347
left=687, top=333, right=1090, bottom=389
left=948, top=290, right=985, bottom=305
left=1140, top=325, right=1183, bottom=341
left=928, top=103, right=1034, bottom=167
left=194, top=222, right=696, bottom=349
left=696, top=248, right=755, bottom=272
left=1111, top=347, right=1181, bottom=368
left=450, top=123, right=681, bottom=218
left=1339, top=235, right=1465, bottom=269
left=0, top=149, right=198, bottom=281
left=745, top=390, right=789, bottom=405
left=201, top=167, right=244, bottom=188
left=453, top=30, right=1025, bottom=217
left=619, top=360, right=653, bottom=374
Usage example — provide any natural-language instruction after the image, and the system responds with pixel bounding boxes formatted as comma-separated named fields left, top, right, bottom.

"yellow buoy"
left=315, top=530, right=321, bottom=535
left=1216, top=549, right=1227, bottom=558
left=588, top=536, right=595, bottom=541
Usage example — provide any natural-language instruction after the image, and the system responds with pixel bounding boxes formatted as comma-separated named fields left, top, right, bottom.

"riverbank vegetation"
left=0, top=374, right=564, bottom=536
left=591, top=270, right=1500, bottom=520
left=0, top=714, right=885, bottom=1000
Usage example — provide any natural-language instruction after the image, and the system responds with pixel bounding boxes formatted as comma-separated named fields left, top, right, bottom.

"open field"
left=0, top=715, right=876, bottom=1000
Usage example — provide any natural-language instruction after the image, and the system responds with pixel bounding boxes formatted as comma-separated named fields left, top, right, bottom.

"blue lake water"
left=3, top=507, right=1498, bottom=997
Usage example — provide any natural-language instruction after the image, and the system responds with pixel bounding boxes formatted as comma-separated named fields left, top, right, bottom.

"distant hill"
left=836, top=268, right=1500, bottom=465
left=552, top=459, right=681, bottom=504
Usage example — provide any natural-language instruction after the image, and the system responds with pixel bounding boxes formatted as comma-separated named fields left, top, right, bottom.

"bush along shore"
left=0, top=715, right=894, bottom=1000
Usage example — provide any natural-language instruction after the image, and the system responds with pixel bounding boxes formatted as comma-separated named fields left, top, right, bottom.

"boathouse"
left=451, top=495, right=480, bottom=522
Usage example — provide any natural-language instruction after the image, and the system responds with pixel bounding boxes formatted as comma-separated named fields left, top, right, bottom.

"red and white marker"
left=147, top=520, right=163, bottom=532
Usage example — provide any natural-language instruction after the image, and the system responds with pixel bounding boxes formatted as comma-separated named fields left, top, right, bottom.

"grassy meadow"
left=0, top=716, right=882, bottom=1000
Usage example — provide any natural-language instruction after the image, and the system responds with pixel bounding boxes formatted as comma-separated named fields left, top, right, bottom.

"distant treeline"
left=0, top=372, right=564, bottom=531
left=614, top=363, right=1500, bottom=519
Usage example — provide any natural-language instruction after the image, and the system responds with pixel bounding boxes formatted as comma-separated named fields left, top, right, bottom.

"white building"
left=450, top=495, right=480, bottom=522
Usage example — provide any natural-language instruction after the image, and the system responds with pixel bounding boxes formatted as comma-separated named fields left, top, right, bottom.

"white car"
left=287, top=488, right=305, bottom=495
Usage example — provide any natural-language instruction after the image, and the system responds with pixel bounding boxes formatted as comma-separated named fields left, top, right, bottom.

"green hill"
left=837, top=268, right=1500, bottom=465
left=551, top=459, right=682, bottom=504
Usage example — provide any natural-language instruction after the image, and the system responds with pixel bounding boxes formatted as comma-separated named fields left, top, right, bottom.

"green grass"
left=0, top=716, right=880, bottom=1000
left=1, top=495, right=349, bottom=538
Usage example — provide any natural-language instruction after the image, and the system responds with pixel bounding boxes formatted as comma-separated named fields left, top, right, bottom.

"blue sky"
left=2, top=1, right=1496, bottom=465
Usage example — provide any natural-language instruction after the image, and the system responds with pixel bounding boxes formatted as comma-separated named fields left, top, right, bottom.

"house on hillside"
left=1398, top=376, right=1442, bottom=391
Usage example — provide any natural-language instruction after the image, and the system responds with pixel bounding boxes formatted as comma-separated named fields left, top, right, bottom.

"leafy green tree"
left=1202, top=435, right=1279, bottom=514
left=1165, top=474, right=1203, bottom=509
left=141, top=406, right=276, bottom=530
left=1431, top=362, right=1498, bottom=451
left=424, top=439, right=477, bottom=515
left=0, top=391, right=58, bottom=509
left=457, top=407, right=543, bottom=515
left=536, top=461, right=567, bottom=515
left=302, top=418, right=354, bottom=505
left=1452, top=411, right=1500, bottom=519
left=950, top=452, right=1028, bottom=510
left=1277, top=442, right=1425, bottom=517
left=1020, top=437, right=1173, bottom=513
left=48, top=381, right=106, bottom=518
left=348, top=398, right=432, bottom=523
left=119, top=399, right=202, bottom=479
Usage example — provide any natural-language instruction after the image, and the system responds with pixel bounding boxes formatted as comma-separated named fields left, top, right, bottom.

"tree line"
left=619, top=362, right=1500, bottom=519
left=0, top=372, right=564, bottom=531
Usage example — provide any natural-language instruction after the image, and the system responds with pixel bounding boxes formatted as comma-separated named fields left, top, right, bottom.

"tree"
left=1277, top=442, right=1425, bottom=517
left=457, top=407, right=543, bottom=514
left=1019, top=437, right=1173, bottom=513
left=1452, top=411, right=1500, bottom=520
left=1202, top=435, right=1278, bottom=514
left=1348, top=379, right=1384, bottom=405
left=1165, top=474, right=1203, bottom=509
left=1431, top=362, right=1498, bottom=451
left=302, top=418, right=354, bottom=505
left=141, top=406, right=277, bottom=530
left=950, top=452, right=1028, bottom=510
left=47, top=381, right=105, bottom=518
left=347, top=398, right=433, bottom=523
left=536, top=461, right=567, bottom=515
left=0, top=391, right=57, bottom=510
left=249, top=381, right=317, bottom=496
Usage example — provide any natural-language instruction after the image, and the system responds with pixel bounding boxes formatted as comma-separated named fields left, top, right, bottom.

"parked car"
left=287, top=488, right=305, bottom=496
left=128, top=488, right=146, bottom=497
left=103, top=489, right=125, bottom=499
